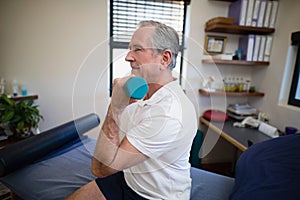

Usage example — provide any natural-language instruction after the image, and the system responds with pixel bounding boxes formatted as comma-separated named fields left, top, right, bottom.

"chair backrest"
left=189, top=130, right=203, bottom=168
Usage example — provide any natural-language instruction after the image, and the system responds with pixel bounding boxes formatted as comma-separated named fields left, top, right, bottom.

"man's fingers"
left=113, top=75, right=135, bottom=87
left=113, top=78, right=120, bottom=86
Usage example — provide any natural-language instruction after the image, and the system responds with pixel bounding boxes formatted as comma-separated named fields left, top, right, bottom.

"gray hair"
left=138, top=20, right=180, bottom=70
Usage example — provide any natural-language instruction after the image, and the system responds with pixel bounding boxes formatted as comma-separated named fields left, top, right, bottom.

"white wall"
left=186, top=0, right=245, bottom=163
left=0, top=0, right=109, bottom=138
left=0, top=0, right=300, bottom=138
left=185, top=0, right=300, bottom=133
left=251, top=0, right=300, bottom=131
left=183, top=0, right=300, bottom=164
left=184, top=0, right=254, bottom=119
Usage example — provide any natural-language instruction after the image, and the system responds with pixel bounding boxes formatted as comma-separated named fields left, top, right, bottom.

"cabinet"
left=200, top=1, right=276, bottom=97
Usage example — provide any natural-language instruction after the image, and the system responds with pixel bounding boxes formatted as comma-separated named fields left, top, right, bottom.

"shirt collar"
left=136, top=80, right=179, bottom=107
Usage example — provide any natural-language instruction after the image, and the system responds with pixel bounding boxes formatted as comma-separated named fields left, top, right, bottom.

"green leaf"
left=10, top=115, right=21, bottom=123
left=1, top=94, right=14, bottom=107
left=2, top=111, right=14, bottom=123
left=26, top=100, right=34, bottom=106
left=17, top=121, right=24, bottom=132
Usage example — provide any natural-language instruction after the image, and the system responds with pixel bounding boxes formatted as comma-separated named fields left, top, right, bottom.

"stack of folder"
left=228, top=0, right=279, bottom=28
left=227, top=104, right=258, bottom=120
left=238, top=34, right=273, bottom=62
left=228, top=0, right=278, bottom=62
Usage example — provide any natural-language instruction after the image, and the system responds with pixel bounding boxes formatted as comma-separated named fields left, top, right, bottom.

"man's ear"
left=161, top=49, right=172, bottom=67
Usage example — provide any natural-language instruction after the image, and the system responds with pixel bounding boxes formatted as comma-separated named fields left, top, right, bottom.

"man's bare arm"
left=91, top=106, right=148, bottom=178
left=91, top=77, right=148, bottom=178
left=92, top=136, right=148, bottom=178
left=91, top=105, right=119, bottom=177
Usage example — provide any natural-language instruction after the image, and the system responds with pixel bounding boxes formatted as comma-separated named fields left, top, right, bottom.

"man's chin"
left=131, top=70, right=140, bottom=76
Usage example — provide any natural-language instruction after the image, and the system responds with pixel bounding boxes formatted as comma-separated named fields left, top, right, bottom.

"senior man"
left=66, top=20, right=197, bottom=200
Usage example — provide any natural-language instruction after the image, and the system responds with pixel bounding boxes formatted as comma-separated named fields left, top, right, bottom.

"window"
left=109, top=0, right=190, bottom=95
left=288, top=31, right=300, bottom=107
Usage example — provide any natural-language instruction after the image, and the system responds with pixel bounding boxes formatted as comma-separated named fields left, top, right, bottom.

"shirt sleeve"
left=126, top=114, right=182, bottom=159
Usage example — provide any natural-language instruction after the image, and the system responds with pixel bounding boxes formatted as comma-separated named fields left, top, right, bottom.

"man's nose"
left=125, top=51, right=134, bottom=62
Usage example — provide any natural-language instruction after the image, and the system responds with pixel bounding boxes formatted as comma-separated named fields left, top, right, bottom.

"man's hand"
left=110, top=75, right=136, bottom=125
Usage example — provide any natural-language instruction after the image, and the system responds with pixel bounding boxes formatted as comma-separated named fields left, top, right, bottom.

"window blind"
left=110, top=0, right=187, bottom=48
left=109, top=0, right=189, bottom=95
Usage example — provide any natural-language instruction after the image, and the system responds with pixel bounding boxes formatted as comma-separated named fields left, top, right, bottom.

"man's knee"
left=65, top=181, right=106, bottom=200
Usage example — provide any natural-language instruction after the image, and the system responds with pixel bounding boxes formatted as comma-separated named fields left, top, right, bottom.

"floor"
left=0, top=183, right=11, bottom=200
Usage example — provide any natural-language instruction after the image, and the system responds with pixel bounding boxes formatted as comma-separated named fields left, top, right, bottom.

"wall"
left=185, top=0, right=252, bottom=163
left=0, top=0, right=108, bottom=138
left=0, top=0, right=300, bottom=139
left=184, top=0, right=252, bottom=118
left=251, top=0, right=300, bottom=131
left=185, top=0, right=300, bottom=133
left=184, top=0, right=300, bottom=163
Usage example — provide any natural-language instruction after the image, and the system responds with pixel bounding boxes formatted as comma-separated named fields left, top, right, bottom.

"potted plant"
left=0, top=94, right=44, bottom=137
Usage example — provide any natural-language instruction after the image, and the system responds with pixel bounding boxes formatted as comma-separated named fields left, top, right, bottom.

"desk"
left=200, top=117, right=272, bottom=152
left=200, top=117, right=273, bottom=176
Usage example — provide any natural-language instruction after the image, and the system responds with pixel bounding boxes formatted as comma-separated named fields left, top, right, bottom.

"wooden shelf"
left=9, top=94, right=38, bottom=101
left=205, top=23, right=275, bottom=35
left=199, top=89, right=265, bottom=97
left=202, top=59, right=269, bottom=66
left=208, top=0, right=236, bottom=2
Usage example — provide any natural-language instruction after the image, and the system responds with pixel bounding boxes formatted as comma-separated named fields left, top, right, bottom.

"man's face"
left=125, top=26, right=163, bottom=83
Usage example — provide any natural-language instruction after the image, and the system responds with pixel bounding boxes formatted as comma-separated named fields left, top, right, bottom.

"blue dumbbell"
left=123, top=77, right=148, bottom=99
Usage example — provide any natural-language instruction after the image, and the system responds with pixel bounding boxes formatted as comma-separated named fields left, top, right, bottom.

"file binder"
left=269, top=0, right=278, bottom=28
left=257, top=0, right=267, bottom=27
left=228, top=0, right=248, bottom=26
left=239, top=35, right=255, bottom=61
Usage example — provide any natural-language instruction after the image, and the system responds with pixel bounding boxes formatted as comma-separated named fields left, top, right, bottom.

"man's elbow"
left=91, top=157, right=117, bottom=178
left=91, top=158, right=106, bottom=178
left=91, top=167, right=106, bottom=178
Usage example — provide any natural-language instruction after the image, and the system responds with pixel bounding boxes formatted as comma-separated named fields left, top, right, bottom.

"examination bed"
left=0, top=113, right=299, bottom=200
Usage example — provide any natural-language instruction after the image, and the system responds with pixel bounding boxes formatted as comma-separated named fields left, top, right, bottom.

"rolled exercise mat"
left=0, top=113, right=100, bottom=177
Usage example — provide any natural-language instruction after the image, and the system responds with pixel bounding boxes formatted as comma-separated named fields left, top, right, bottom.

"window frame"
left=109, top=0, right=190, bottom=96
left=288, top=46, right=300, bottom=107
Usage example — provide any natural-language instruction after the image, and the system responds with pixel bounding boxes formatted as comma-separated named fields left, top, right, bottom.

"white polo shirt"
left=120, top=81, right=198, bottom=199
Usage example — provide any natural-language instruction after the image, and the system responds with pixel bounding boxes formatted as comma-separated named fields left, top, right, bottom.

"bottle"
left=0, top=78, right=5, bottom=95
left=235, top=49, right=243, bottom=60
left=223, top=77, right=229, bottom=92
left=21, top=84, right=27, bottom=96
left=12, top=79, right=19, bottom=96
